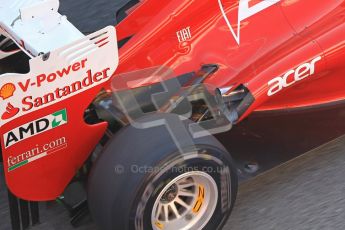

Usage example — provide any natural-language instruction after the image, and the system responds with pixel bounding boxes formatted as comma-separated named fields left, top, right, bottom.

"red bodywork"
left=115, top=0, right=345, bottom=115
left=1, top=0, right=345, bottom=200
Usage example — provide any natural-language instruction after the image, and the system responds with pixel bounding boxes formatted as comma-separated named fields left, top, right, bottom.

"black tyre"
left=88, top=114, right=238, bottom=230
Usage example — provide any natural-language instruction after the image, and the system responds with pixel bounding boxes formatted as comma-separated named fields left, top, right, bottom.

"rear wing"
left=0, top=0, right=119, bottom=200
left=0, top=0, right=84, bottom=58
left=0, top=35, right=20, bottom=59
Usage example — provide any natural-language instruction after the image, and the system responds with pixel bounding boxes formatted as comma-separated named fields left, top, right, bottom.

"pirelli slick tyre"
left=88, top=114, right=238, bottom=230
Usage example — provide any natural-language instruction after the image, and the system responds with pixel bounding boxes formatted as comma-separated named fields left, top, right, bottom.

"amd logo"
left=5, top=119, right=49, bottom=148
left=3, top=109, right=67, bottom=148
left=218, top=0, right=281, bottom=44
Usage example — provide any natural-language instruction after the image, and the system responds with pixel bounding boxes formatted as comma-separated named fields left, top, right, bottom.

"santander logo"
left=218, top=0, right=281, bottom=44
left=0, top=59, right=111, bottom=122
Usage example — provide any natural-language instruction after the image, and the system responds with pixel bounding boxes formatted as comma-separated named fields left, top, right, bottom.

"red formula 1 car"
left=0, top=0, right=344, bottom=229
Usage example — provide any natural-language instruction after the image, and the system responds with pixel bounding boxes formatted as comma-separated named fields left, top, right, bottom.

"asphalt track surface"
left=225, top=135, right=345, bottom=230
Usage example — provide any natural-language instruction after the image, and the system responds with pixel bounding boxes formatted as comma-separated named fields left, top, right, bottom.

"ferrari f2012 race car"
left=0, top=0, right=344, bottom=229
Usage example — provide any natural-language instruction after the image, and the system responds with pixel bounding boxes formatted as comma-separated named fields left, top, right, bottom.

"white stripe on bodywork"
left=218, top=0, right=281, bottom=44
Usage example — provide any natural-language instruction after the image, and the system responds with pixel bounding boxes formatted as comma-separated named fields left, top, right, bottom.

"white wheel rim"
left=151, top=171, right=218, bottom=230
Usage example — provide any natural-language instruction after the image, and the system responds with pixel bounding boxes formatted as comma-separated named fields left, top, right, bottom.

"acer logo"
left=218, top=0, right=281, bottom=44
left=267, top=56, right=322, bottom=97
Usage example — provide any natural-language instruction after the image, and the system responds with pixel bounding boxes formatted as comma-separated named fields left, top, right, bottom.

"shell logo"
left=0, top=83, right=16, bottom=100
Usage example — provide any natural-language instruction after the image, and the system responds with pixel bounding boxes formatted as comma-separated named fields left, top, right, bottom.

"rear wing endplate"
left=0, top=0, right=119, bottom=200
